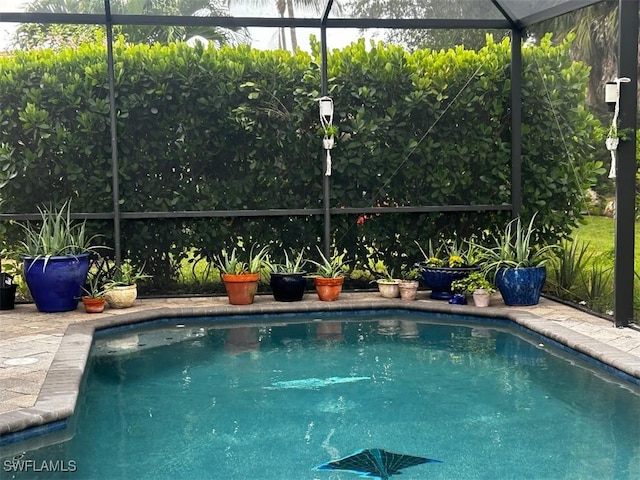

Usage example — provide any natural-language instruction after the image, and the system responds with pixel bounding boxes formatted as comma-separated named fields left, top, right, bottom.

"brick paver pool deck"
left=1, top=292, right=639, bottom=443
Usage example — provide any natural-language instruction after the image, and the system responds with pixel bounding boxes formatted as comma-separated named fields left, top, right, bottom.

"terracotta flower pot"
left=314, top=277, right=344, bottom=301
left=222, top=273, right=260, bottom=305
left=398, top=280, right=419, bottom=301
left=82, top=296, right=106, bottom=313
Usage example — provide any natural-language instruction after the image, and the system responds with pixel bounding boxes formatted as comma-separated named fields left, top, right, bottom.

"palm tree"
left=15, top=0, right=247, bottom=49
left=283, top=0, right=324, bottom=52
left=347, top=0, right=498, bottom=51
left=111, top=0, right=248, bottom=45
left=234, top=0, right=335, bottom=51
left=529, top=0, right=620, bottom=109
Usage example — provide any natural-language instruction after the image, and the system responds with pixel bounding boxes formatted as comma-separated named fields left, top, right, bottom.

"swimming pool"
left=1, top=310, right=639, bottom=479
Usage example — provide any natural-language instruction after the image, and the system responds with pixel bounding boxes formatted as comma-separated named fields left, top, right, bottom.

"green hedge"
left=0, top=35, right=603, bottom=291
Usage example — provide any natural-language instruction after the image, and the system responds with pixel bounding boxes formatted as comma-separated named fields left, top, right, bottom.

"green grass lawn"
left=567, top=215, right=640, bottom=316
left=572, top=215, right=638, bottom=269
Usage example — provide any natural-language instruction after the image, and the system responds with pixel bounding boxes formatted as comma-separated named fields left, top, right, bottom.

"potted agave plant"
left=104, top=261, right=150, bottom=309
left=214, top=245, right=269, bottom=305
left=478, top=213, right=556, bottom=306
left=17, top=201, right=102, bottom=312
left=81, top=271, right=110, bottom=313
left=267, top=249, right=308, bottom=302
left=309, top=247, right=349, bottom=301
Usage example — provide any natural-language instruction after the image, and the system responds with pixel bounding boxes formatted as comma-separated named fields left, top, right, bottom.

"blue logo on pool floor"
left=314, top=448, right=441, bottom=479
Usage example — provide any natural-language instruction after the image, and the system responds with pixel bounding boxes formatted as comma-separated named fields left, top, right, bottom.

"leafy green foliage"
left=0, top=36, right=603, bottom=292
left=451, top=271, right=496, bottom=295
left=105, top=261, right=151, bottom=287
left=347, top=0, right=503, bottom=51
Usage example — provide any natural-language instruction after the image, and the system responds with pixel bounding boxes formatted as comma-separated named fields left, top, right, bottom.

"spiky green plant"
left=309, top=247, right=349, bottom=278
left=582, top=264, right=613, bottom=312
left=246, top=245, right=270, bottom=274
left=478, top=213, right=557, bottom=279
left=415, top=238, right=479, bottom=268
left=214, top=248, right=246, bottom=275
left=547, top=238, right=593, bottom=301
left=18, top=200, right=102, bottom=269
left=81, top=270, right=111, bottom=298
left=266, top=249, right=307, bottom=274
left=214, top=244, right=269, bottom=276
left=105, top=261, right=151, bottom=287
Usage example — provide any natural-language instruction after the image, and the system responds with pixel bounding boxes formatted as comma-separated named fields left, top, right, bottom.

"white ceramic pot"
left=472, top=289, right=490, bottom=307
left=105, top=284, right=137, bottom=308
left=377, top=280, right=400, bottom=298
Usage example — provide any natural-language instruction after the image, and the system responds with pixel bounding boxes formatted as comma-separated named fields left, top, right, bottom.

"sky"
left=0, top=1, right=365, bottom=52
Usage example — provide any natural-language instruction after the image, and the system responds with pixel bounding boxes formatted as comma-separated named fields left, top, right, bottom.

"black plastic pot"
left=270, top=272, right=307, bottom=302
left=0, top=284, right=17, bottom=310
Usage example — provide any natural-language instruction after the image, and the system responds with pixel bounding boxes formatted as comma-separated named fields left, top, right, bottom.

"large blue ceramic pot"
left=495, top=266, right=546, bottom=306
left=22, top=253, right=90, bottom=312
left=270, top=272, right=307, bottom=302
left=418, top=263, right=480, bottom=300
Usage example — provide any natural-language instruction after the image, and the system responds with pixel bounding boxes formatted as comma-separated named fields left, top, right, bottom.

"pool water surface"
left=2, top=312, right=639, bottom=479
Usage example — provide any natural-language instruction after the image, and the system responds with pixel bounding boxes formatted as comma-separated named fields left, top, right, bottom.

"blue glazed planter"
left=418, top=264, right=480, bottom=300
left=270, top=272, right=307, bottom=302
left=22, top=254, right=90, bottom=312
left=496, top=266, right=546, bottom=306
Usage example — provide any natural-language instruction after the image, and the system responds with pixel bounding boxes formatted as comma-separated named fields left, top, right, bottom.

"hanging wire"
left=370, top=61, right=487, bottom=204
left=531, top=54, right=593, bottom=214
left=335, top=58, right=490, bottom=245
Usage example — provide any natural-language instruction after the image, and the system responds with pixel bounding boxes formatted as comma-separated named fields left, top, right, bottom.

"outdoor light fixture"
left=318, top=96, right=334, bottom=122
left=604, top=82, right=618, bottom=111
left=605, top=78, right=631, bottom=178
left=317, top=96, right=335, bottom=176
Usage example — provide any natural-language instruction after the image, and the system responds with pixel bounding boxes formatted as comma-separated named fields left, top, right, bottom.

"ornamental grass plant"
left=478, top=214, right=557, bottom=276
left=266, top=249, right=307, bottom=274
left=17, top=201, right=102, bottom=268
left=310, top=247, right=349, bottom=278
left=214, top=245, right=270, bottom=276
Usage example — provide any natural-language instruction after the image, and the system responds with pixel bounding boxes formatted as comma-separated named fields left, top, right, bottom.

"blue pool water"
left=2, top=312, right=639, bottom=479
